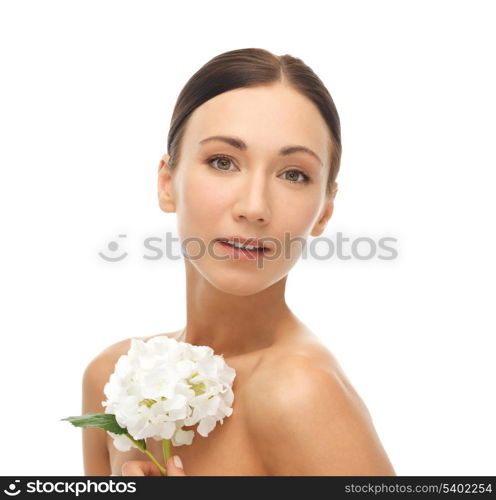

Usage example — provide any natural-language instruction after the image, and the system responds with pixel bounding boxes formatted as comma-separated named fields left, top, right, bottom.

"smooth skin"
left=82, top=82, right=396, bottom=476
left=121, top=457, right=185, bottom=476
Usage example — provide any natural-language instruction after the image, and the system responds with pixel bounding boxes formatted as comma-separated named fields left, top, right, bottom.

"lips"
left=215, top=235, right=270, bottom=251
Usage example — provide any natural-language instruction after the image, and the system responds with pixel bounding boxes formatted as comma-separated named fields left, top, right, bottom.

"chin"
left=199, top=264, right=284, bottom=297
left=209, top=275, right=270, bottom=296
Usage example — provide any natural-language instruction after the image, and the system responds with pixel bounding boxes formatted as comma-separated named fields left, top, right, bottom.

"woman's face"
left=158, top=82, right=337, bottom=296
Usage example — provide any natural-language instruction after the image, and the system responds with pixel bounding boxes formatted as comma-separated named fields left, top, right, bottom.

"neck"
left=181, top=260, right=295, bottom=357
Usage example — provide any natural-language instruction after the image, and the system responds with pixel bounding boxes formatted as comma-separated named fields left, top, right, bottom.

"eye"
left=206, top=155, right=237, bottom=172
left=281, top=169, right=310, bottom=184
left=206, top=156, right=310, bottom=184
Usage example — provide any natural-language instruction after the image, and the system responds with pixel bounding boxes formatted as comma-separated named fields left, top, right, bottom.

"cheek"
left=273, top=201, right=319, bottom=263
left=274, top=195, right=322, bottom=237
left=177, top=169, right=230, bottom=230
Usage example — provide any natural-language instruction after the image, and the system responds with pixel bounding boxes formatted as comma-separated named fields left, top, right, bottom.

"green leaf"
left=61, top=413, right=127, bottom=435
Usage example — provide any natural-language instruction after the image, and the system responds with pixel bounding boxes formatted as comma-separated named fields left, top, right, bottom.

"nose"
left=232, top=169, right=271, bottom=225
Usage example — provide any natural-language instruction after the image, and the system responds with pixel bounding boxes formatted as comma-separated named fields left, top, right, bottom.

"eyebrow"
left=198, top=135, right=323, bottom=166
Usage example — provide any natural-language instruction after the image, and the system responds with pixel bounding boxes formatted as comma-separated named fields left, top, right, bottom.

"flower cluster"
left=102, top=336, right=236, bottom=451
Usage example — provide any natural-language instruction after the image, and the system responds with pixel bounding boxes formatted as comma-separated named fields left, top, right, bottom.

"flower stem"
left=125, top=434, right=167, bottom=476
left=162, top=439, right=171, bottom=473
left=142, top=448, right=167, bottom=476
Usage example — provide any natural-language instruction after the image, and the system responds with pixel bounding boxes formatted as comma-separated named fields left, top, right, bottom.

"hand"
left=121, top=456, right=187, bottom=476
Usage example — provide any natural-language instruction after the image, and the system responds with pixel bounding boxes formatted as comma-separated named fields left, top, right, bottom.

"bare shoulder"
left=244, top=335, right=396, bottom=476
left=244, top=335, right=361, bottom=420
left=83, top=337, right=133, bottom=382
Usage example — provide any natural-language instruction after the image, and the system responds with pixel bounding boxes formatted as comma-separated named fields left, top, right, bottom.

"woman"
left=82, top=47, right=396, bottom=476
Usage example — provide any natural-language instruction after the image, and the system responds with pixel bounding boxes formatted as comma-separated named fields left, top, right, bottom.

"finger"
left=121, top=460, right=163, bottom=476
left=166, top=455, right=187, bottom=476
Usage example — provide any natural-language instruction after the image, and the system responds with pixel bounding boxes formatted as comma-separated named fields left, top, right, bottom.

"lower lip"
left=216, top=241, right=268, bottom=261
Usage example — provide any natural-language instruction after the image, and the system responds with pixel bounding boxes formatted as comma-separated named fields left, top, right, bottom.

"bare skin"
left=82, top=82, right=396, bottom=476
left=82, top=325, right=396, bottom=476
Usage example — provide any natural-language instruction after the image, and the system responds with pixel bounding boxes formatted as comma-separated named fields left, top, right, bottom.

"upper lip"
left=216, top=235, right=271, bottom=250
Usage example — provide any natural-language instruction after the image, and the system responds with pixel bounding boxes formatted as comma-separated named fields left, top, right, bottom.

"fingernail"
left=173, top=455, right=183, bottom=469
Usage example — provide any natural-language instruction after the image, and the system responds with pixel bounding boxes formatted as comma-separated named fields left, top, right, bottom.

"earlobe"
left=331, top=182, right=338, bottom=200
left=158, top=153, right=176, bottom=213
left=310, top=198, right=334, bottom=237
left=311, top=182, right=338, bottom=236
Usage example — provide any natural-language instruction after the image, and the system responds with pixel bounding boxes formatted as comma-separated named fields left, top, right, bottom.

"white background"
left=0, top=0, right=494, bottom=476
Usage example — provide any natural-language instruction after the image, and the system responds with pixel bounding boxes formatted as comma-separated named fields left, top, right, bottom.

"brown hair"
left=166, top=48, right=341, bottom=195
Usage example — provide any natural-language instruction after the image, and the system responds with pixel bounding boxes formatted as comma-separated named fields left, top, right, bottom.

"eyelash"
left=205, top=154, right=311, bottom=184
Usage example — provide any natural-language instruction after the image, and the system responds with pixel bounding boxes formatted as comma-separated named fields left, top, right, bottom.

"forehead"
left=182, top=83, right=331, bottom=158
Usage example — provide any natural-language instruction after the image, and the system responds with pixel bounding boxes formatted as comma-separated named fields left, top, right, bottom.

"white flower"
left=106, top=431, right=136, bottom=452
left=102, top=336, right=236, bottom=451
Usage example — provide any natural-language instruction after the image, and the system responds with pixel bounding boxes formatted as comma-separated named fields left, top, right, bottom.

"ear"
left=157, top=153, right=176, bottom=213
left=310, top=182, right=338, bottom=237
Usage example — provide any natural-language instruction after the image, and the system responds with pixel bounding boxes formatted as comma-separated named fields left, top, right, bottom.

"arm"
left=246, top=357, right=396, bottom=476
left=81, top=351, right=112, bottom=475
